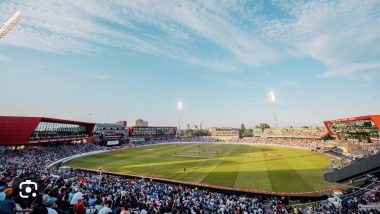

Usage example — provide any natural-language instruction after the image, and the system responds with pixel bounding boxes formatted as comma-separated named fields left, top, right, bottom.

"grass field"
left=66, top=143, right=336, bottom=193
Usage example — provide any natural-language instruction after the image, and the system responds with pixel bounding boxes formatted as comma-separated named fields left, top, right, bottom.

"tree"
left=241, top=123, right=246, bottom=131
left=255, top=123, right=271, bottom=132
left=239, top=123, right=246, bottom=138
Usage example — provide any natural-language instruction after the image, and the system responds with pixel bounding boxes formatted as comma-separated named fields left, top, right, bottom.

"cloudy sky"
left=0, top=0, right=379, bottom=128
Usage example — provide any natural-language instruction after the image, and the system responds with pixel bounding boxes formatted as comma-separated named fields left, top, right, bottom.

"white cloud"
left=298, top=0, right=380, bottom=67
left=117, top=0, right=280, bottom=66
left=0, top=54, right=13, bottom=62
left=0, top=0, right=379, bottom=76
left=323, top=62, right=380, bottom=77
left=264, top=0, right=380, bottom=77
left=0, top=0, right=279, bottom=71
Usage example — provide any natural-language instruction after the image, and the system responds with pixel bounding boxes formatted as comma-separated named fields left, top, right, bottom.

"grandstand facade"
left=262, top=127, right=327, bottom=139
left=211, top=130, right=239, bottom=137
left=0, top=116, right=95, bottom=145
left=324, top=115, right=380, bottom=143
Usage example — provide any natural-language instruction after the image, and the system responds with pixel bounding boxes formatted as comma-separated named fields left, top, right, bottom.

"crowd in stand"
left=0, top=142, right=274, bottom=213
left=238, top=137, right=338, bottom=151
left=291, top=181, right=380, bottom=213
left=351, top=142, right=380, bottom=160
left=158, top=137, right=220, bottom=143
left=0, top=139, right=380, bottom=213
left=238, top=135, right=380, bottom=171
left=262, top=128, right=327, bottom=139
left=330, top=142, right=380, bottom=170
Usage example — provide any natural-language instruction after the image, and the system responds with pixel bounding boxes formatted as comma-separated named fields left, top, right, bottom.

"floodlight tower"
left=268, top=91, right=278, bottom=127
left=0, top=10, right=21, bottom=39
left=177, top=101, right=183, bottom=138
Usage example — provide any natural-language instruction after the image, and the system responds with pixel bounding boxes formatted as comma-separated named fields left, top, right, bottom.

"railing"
left=46, top=149, right=107, bottom=168
left=29, top=134, right=89, bottom=141
left=290, top=180, right=380, bottom=213
left=358, top=203, right=380, bottom=211
left=290, top=199, right=330, bottom=213
left=339, top=180, right=379, bottom=201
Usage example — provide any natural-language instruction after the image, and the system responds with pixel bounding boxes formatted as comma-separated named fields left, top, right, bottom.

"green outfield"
left=66, top=143, right=337, bottom=194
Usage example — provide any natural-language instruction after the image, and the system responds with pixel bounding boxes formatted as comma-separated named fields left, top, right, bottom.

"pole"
left=177, top=101, right=183, bottom=138
left=178, top=113, right=181, bottom=138
left=98, top=167, right=102, bottom=186
left=272, top=102, right=278, bottom=127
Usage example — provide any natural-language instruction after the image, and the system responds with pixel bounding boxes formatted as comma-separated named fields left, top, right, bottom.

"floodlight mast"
left=0, top=10, right=21, bottom=39
left=177, top=101, right=183, bottom=138
left=268, top=91, right=278, bottom=127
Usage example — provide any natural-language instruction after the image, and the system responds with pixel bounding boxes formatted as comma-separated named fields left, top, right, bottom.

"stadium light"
left=177, top=101, right=183, bottom=110
left=268, top=91, right=276, bottom=103
left=267, top=91, right=278, bottom=127
left=0, top=10, right=21, bottom=39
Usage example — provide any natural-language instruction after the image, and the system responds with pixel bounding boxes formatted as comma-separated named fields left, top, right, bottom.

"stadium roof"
left=0, top=116, right=95, bottom=145
left=323, top=115, right=380, bottom=137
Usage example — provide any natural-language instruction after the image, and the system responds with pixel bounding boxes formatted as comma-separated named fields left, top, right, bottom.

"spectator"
left=74, top=195, right=86, bottom=214
left=98, top=200, right=113, bottom=214
left=45, top=197, right=58, bottom=214
left=0, top=192, right=15, bottom=214
left=1, top=140, right=380, bottom=213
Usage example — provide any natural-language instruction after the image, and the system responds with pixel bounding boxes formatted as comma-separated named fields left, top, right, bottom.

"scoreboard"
left=129, top=126, right=177, bottom=139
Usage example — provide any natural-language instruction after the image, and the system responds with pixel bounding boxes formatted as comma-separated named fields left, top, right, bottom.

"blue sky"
left=0, top=0, right=379, bottom=128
